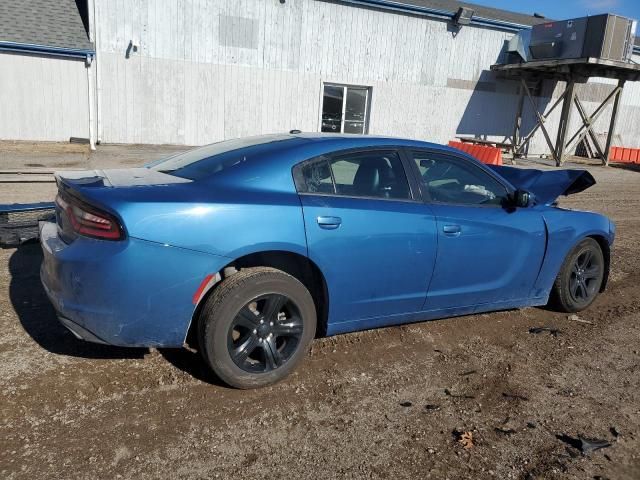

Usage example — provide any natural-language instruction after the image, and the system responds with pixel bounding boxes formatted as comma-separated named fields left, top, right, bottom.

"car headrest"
left=353, top=158, right=392, bottom=196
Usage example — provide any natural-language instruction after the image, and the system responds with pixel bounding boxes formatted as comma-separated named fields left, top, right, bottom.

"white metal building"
left=1, top=0, right=640, bottom=154
left=0, top=0, right=94, bottom=143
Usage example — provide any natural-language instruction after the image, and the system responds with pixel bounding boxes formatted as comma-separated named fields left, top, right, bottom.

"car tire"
left=198, top=267, right=316, bottom=389
left=549, top=238, right=605, bottom=313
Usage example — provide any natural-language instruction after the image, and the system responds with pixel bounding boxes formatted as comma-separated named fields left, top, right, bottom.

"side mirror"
left=513, top=189, right=532, bottom=208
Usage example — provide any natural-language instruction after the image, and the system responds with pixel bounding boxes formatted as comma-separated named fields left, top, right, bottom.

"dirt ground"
left=1, top=145, right=639, bottom=479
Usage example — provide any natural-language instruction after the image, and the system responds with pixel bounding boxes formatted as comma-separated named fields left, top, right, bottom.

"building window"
left=321, top=84, right=370, bottom=134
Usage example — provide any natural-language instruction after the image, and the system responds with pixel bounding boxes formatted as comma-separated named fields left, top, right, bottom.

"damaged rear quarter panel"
left=119, top=188, right=308, bottom=259
left=41, top=234, right=231, bottom=347
left=80, top=165, right=309, bottom=260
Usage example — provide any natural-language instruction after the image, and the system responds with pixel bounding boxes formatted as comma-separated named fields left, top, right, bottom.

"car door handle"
left=317, top=216, right=342, bottom=230
left=443, top=224, right=461, bottom=236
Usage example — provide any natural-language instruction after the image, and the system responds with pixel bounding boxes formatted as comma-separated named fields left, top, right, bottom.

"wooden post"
left=554, top=80, right=576, bottom=166
left=604, top=79, right=625, bottom=166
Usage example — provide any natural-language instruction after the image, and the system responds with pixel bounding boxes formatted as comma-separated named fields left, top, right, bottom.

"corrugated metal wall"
left=93, top=0, right=640, bottom=150
left=0, top=52, right=89, bottom=142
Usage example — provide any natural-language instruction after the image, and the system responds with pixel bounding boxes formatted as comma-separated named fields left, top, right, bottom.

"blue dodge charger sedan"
left=40, top=133, right=614, bottom=388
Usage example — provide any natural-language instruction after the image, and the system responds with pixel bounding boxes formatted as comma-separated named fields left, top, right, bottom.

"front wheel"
left=198, top=267, right=317, bottom=389
left=549, top=238, right=604, bottom=313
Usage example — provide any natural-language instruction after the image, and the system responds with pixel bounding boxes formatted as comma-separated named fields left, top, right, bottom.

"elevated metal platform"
left=491, top=57, right=640, bottom=166
left=492, top=57, right=640, bottom=82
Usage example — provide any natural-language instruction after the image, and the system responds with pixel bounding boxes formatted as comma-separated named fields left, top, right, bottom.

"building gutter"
left=88, top=0, right=103, bottom=144
left=0, top=41, right=94, bottom=59
left=336, top=0, right=640, bottom=53
left=86, top=55, right=96, bottom=150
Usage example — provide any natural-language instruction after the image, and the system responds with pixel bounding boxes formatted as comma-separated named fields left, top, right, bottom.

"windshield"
left=148, top=135, right=291, bottom=180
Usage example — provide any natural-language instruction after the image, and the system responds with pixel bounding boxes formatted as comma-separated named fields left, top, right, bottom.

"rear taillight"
left=55, top=193, right=124, bottom=240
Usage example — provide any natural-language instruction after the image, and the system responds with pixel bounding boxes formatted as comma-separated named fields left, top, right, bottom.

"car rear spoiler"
left=488, top=165, right=596, bottom=205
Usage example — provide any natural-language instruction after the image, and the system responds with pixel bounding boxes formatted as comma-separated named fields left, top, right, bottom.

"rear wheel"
left=198, top=267, right=316, bottom=389
left=550, top=238, right=604, bottom=313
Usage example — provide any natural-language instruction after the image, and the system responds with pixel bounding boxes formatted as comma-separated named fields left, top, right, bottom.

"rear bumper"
left=57, top=314, right=108, bottom=344
left=39, top=221, right=230, bottom=347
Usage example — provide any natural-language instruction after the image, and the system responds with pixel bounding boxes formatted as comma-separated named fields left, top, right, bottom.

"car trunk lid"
left=54, top=168, right=191, bottom=243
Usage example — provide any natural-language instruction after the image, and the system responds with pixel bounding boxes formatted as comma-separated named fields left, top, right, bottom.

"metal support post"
left=514, top=90, right=566, bottom=156
left=565, top=84, right=623, bottom=160
left=604, top=79, right=625, bottom=166
left=512, top=86, right=525, bottom=160
left=571, top=97, right=606, bottom=160
left=521, top=78, right=559, bottom=165
left=554, top=81, right=575, bottom=166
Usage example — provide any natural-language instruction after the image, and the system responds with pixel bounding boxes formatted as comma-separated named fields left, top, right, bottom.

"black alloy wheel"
left=227, top=294, right=304, bottom=373
left=569, top=247, right=603, bottom=305
left=550, top=237, right=605, bottom=313
left=198, top=267, right=317, bottom=389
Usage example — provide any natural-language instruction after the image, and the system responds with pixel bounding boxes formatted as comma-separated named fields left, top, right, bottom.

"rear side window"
left=294, top=150, right=411, bottom=200
left=411, top=150, right=508, bottom=206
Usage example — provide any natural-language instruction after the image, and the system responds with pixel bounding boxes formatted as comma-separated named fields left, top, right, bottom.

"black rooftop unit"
left=529, top=14, right=636, bottom=62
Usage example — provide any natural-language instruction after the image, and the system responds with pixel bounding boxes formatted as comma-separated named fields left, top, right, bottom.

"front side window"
left=411, top=151, right=508, bottom=206
left=321, top=84, right=370, bottom=134
left=295, top=150, right=411, bottom=200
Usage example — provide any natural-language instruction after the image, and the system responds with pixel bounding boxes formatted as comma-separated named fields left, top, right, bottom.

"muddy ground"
left=1, top=146, right=639, bottom=479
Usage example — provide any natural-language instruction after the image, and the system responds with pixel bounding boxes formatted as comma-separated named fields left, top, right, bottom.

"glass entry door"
left=321, top=84, right=370, bottom=134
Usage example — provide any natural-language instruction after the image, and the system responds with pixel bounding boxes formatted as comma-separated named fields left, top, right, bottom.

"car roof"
left=254, top=132, right=462, bottom=156
left=157, top=132, right=503, bottom=188
left=157, top=132, right=513, bottom=193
